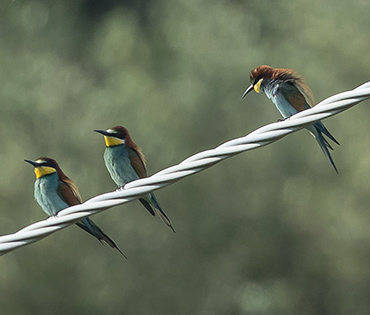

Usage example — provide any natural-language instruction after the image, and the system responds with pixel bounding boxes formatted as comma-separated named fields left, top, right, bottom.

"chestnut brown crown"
left=250, top=65, right=304, bottom=85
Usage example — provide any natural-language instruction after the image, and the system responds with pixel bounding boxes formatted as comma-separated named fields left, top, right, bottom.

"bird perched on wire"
left=242, top=65, right=340, bottom=172
left=25, top=157, right=125, bottom=257
left=94, top=126, right=175, bottom=233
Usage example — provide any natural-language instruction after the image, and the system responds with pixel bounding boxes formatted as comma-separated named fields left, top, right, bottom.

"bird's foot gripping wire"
left=114, top=185, right=125, bottom=192
left=276, top=116, right=293, bottom=122
left=46, top=215, right=58, bottom=221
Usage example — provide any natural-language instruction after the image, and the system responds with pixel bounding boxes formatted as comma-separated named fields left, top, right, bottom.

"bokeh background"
left=1, top=0, right=370, bottom=314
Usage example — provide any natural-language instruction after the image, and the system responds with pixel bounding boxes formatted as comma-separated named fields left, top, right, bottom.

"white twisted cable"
left=1, top=82, right=369, bottom=256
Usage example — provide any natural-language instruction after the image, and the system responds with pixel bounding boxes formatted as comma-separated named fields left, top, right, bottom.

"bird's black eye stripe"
left=110, top=132, right=126, bottom=140
left=42, top=160, right=56, bottom=168
left=253, top=76, right=261, bottom=85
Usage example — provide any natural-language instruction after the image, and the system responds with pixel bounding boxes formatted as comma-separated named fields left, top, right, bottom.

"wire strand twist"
left=1, top=82, right=369, bottom=256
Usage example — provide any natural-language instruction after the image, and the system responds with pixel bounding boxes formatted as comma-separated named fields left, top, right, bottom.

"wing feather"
left=57, top=178, right=82, bottom=206
left=128, top=147, right=148, bottom=179
left=280, top=81, right=312, bottom=112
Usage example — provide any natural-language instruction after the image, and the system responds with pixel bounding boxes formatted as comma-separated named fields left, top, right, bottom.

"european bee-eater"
left=242, top=65, right=340, bottom=172
left=25, top=157, right=125, bottom=256
left=94, top=126, right=175, bottom=233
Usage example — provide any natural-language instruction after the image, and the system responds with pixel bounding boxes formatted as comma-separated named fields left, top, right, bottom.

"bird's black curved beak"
left=94, top=129, right=110, bottom=136
left=24, top=159, right=39, bottom=167
left=242, top=84, right=254, bottom=98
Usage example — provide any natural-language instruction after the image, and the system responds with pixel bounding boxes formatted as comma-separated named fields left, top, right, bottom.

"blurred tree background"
left=0, top=0, right=370, bottom=314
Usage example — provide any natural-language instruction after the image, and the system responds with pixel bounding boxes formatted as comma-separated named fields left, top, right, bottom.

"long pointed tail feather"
left=321, top=134, right=334, bottom=151
left=314, top=121, right=340, bottom=146
left=140, top=196, right=176, bottom=233
left=310, top=125, right=339, bottom=173
left=77, top=218, right=126, bottom=258
left=157, top=211, right=176, bottom=233
left=139, top=198, right=155, bottom=216
left=150, top=194, right=176, bottom=233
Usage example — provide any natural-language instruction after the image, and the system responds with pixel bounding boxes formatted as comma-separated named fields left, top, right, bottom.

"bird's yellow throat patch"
left=254, top=78, right=263, bottom=93
left=104, top=136, right=124, bottom=147
left=34, top=166, right=56, bottom=179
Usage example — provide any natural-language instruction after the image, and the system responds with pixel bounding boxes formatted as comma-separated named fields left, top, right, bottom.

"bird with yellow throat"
left=94, top=126, right=175, bottom=232
left=25, top=157, right=125, bottom=257
left=243, top=65, right=340, bottom=172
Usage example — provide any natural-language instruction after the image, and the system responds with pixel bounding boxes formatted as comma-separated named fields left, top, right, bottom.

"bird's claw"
left=114, top=186, right=125, bottom=192
left=46, top=215, right=57, bottom=221
left=277, top=116, right=292, bottom=122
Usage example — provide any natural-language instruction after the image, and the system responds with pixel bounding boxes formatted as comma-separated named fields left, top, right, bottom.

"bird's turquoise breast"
left=263, top=81, right=299, bottom=118
left=104, top=145, right=140, bottom=187
left=34, top=173, right=68, bottom=217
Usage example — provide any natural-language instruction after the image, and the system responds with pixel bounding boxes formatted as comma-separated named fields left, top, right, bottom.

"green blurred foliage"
left=0, top=0, right=370, bottom=314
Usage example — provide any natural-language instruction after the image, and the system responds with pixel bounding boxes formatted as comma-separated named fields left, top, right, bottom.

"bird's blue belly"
left=104, top=146, right=140, bottom=187
left=34, top=175, right=69, bottom=216
left=271, top=92, right=299, bottom=118
left=264, top=83, right=299, bottom=118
